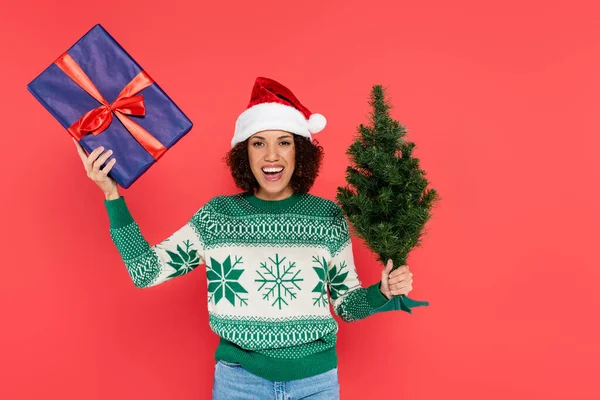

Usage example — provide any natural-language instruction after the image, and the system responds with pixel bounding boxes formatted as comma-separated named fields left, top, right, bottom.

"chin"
left=261, top=182, right=290, bottom=193
left=257, top=177, right=293, bottom=194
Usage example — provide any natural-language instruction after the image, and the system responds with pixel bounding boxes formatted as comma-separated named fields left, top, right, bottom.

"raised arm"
left=105, top=196, right=209, bottom=288
left=72, top=138, right=209, bottom=289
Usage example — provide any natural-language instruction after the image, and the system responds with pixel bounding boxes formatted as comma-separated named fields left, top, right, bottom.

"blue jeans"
left=212, top=360, right=340, bottom=399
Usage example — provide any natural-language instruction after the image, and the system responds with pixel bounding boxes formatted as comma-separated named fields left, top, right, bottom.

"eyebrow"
left=251, top=135, right=293, bottom=140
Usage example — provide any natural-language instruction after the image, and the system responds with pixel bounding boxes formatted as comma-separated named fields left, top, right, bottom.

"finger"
left=396, top=265, right=408, bottom=274
left=90, top=147, right=109, bottom=172
left=384, top=259, right=393, bottom=274
left=389, top=267, right=410, bottom=278
left=73, top=138, right=88, bottom=163
left=390, top=279, right=413, bottom=289
left=85, top=146, right=105, bottom=170
left=99, top=157, right=117, bottom=176
left=389, top=273, right=412, bottom=285
left=380, top=274, right=390, bottom=292
left=390, top=282, right=413, bottom=294
left=381, top=260, right=392, bottom=281
left=389, top=271, right=413, bottom=279
left=389, top=266, right=408, bottom=277
left=388, top=277, right=408, bottom=286
left=92, top=149, right=113, bottom=173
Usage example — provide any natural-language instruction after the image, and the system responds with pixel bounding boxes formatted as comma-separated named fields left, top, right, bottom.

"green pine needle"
left=336, top=84, right=441, bottom=269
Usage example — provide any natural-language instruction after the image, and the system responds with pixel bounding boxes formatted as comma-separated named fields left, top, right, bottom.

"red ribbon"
left=54, top=53, right=166, bottom=160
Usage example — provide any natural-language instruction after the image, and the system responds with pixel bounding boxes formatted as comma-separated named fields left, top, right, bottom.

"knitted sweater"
left=104, top=191, right=395, bottom=381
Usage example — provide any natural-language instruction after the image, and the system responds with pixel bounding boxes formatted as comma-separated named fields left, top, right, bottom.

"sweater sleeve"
left=327, top=205, right=394, bottom=322
left=104, top=196, right=209, bottom=289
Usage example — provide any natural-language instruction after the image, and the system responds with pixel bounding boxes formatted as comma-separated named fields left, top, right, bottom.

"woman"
left=73, top=77, right=415, bottom=399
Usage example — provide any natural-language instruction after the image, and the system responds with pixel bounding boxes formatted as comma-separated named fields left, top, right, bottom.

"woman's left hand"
left=380, top=259, right=413, bottom=300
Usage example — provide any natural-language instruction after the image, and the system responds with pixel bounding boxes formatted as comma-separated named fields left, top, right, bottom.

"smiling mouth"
left=262, top=167, right=284, bottom=182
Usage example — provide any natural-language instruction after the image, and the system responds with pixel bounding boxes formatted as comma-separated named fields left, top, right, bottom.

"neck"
left=254, top=187, right=294, bottom=201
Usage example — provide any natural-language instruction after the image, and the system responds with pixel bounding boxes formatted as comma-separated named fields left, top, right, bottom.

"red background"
left=1, top=0, right=598, bottom=399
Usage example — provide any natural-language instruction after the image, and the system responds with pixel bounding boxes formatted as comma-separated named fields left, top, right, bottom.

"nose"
left=265, top=143, right=280, bottom=161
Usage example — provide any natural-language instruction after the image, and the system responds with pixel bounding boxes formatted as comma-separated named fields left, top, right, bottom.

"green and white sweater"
left=104, top=192, right=395, bottom=381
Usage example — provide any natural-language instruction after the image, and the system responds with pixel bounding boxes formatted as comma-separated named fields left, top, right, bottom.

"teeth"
left=262, top=167, right=284, bottom=173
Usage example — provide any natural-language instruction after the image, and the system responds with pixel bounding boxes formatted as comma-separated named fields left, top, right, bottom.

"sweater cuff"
left=104, top=196, right=135, bottom=229
left=366, top=281, right=393, bottom=311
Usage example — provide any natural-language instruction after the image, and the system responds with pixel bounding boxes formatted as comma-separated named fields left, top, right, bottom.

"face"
left=248, top=130, right=296, bottom=200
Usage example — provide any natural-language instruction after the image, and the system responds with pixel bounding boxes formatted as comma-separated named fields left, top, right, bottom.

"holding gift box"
left=27, top=24, right=193, bottom=188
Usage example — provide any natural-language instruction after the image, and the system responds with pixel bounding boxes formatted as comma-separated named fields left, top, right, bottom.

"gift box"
left=27, top=24, right=193, bottom=188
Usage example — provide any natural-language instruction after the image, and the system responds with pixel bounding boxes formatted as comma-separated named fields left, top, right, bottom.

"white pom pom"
left=307, top=113, right=327, bottom=134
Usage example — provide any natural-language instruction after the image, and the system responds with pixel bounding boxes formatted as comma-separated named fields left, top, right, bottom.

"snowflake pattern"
left=165, top=239, right=202, bottom=278
left=255, top=254, right=303, bottom=310
left=311, top=255, right=329, bottom=307
left=328, top=260, right=350, bottom=300
left=206, top=255, right=248, bottom=307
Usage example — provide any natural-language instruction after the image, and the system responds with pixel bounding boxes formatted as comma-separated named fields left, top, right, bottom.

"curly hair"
left=224, top=134, right=324, bottom=194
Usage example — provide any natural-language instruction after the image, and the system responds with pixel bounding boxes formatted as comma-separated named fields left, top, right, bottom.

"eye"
left=252, top=142, right=264, bottom=147
left=280, top=140, right=291, bottom=145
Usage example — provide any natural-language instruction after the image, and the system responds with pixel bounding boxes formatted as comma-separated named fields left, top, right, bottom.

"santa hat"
left=231, top=77, right=327, bottom=148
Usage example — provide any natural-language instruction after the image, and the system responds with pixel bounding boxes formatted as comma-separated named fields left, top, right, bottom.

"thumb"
left=380, top=259, right=393, bottom=298
left=383, top=259, right=393, bottom=275
left=386, top=259, right=393, bottom=270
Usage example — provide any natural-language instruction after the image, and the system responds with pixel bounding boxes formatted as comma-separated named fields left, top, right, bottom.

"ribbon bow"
left=55, top=53, right=166, bottom=160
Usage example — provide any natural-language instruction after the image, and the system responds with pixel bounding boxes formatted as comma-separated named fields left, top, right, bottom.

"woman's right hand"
left=73, top=138, right=120, bottom=199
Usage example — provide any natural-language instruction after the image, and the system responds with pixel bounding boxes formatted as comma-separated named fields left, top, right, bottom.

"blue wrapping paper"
left=27, top=24, right=193, bottom=188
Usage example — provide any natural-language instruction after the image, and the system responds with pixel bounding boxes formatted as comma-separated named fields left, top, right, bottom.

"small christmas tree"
left=336, top=85, right=440, bottom=314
